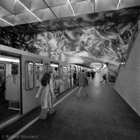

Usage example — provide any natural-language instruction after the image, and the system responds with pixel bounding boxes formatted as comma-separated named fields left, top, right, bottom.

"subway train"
left=0, top=44, right=82, bottom=128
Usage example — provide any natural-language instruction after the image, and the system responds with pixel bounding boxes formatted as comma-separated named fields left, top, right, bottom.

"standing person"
left=91, top=70, right=95, bottom=79
left=49, top=71, right=57, bottom=115
left=35, top=72, right=56, bottom=120
left=53, top=67, right=59, bottom=91
left=87, top=71, right=90, bottom=79
left=53, top=67, right=59, bottom=79
left=76, top=69, right=87, bottom=99
left=100, top=63, right=109, bottom=83
left=100, top=73, right=107, bottom=83
left=73, top=71, right=77, bottom=85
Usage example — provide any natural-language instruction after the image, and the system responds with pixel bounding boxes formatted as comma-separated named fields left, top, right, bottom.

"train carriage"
left=0, top=44, right=80, bottom=128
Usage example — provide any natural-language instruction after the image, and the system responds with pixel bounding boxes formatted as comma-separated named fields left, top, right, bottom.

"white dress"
left=41, top=84, right=51, bottom=109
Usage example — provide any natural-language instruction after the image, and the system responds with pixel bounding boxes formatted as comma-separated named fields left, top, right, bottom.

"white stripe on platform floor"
left=7, top=86, right=79, bottom=140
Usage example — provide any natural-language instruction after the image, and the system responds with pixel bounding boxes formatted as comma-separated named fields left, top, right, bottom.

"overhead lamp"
left=90, top=63, right=101, bottom=67
left=120, top=62, right=125, bottom=65
left=67, top=0, right=76, bottom=16
left=0, top=56, right=19, bottom=63
left=50, top=64, right=58, bottom=67
left=36, top=63, right=43, bottom=66
left=0, top=18, right=14, bottom=26
left=16, top=0, right=42, bottom=22
left=101, top=63, right=107, bottom=69
left=116, top=0, right=121, bottom=10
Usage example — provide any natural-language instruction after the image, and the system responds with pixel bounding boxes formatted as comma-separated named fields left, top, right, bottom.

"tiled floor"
left=3, top=74, right=140, bottom=140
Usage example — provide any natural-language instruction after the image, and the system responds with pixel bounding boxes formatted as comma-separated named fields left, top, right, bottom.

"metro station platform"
left=1, top=73, right=140, bottom=140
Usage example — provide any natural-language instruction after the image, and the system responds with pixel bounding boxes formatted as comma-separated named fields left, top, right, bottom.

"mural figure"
left=0, top=6, right=139, bottom=66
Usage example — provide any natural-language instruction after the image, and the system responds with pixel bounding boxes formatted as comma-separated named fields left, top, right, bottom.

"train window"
left=68, top=66, right=70, bottom=79
left=44, top=63, right=49, bottom=73
left=11, top=63, right=19, bottom=75
left=0, top=63, right=6, bottom=78
left=63, top=66, right=67, bottom=81
left=35, top=63, right=43, bottom=87
left=25, top=62, right=34, bottom=90
left=60, top=66, right=63, bottom=78
left=0, top=63, right=6, bottom=87
left=71, top=66, right=75, bottom=77
left=50, top=62, right=59, bottom=76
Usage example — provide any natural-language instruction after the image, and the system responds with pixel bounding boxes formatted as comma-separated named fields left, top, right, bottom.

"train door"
left=0, top=54, right=21, bottom=126
left=67, top=66, right=71, bottom=87
left=43, top=60, right=50, bottom=73
left=21, top=55, right=43, bottom=114
left=50, top=62, right=59, bottom=95
left=71, top=65, right=75, bottom=86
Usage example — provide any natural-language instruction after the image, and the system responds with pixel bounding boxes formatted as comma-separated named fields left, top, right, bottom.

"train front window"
left=35, top=63, right=43, bottom=87
left=25, top=62, right=34, bottom=90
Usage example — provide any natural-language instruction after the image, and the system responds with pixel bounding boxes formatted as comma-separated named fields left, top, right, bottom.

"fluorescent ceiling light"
left=0, top=18, right=14, bottom=26
left=0, top=56, right=19, bottom=63
left=101, top=64, right=107, bottom=69
left=50, top=64, right=58, bottom=67
left=67, top=0, right=76, bottom=16
left=90, top=63, right=101, bottom=67
left=29, top=62, right=33, bottom=65
left=16, top=0, right=42, bottom=22
left=36, top=63, right=43, bottom=66
left=116, top=0, right=121, bottom=10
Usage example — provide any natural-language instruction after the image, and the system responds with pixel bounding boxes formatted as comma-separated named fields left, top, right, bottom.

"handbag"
left=59, top=79, right=64, bottom=85
left=54, top=79, right=63, bottom=90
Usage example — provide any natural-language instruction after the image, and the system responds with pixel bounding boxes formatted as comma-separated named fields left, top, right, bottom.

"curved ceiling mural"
left=0, top=6, right=140, bottom=66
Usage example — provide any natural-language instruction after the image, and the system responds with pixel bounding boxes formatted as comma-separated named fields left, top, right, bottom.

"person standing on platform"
left=35, top=72, right=56, bottom=120
left=87, top=70, right=91, bottom=79
left=91, top=70, right=95, bottom=79
left=100, top=73, right=107, bottom=83
left=76, top=69, right=87, bottom=99
left=52, top=67, right=59, bottom=91
left=73, top=71, right=77, bottom=85
left=100, top=63, right=109, bottom=83
left=49, top=71, right=57, bottom=115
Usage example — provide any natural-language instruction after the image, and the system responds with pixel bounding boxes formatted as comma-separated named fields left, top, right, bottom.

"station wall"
left=114, top=30, right=140, bottom=116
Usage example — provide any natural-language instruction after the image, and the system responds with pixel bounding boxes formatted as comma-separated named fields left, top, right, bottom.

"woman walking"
left=35, top=72, right=56, bottom=120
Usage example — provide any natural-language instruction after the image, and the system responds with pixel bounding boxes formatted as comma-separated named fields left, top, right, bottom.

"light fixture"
left=120, top=62, right=125, bottom=65
left=67, top=0, right=76, bottom=16
left=101, top=63, right=107, bottom=69
left=0, top=18, right=14, bottom=26
left=36, top=63, right=43, bottom=66
left=16, top=0, right=42, bottom=22
left=90, top=63, right=101, bottom=67
left=50, top=64, right=58, bottom=67
left=0, top=56, right=19, bottom=63
left=116, top=0, right=121, bottom=10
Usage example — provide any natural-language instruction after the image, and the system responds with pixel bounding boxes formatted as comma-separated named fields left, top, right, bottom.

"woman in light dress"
left=35, top=72, right=56, bottom=120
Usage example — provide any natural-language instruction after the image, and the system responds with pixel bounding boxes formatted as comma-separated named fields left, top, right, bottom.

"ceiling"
left=0, top=0, right=140, bottom=27
left=0, top=0, right=140, bottom=69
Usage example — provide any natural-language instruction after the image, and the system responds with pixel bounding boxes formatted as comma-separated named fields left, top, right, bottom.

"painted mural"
left=0, top=6, right=140, bottom=66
